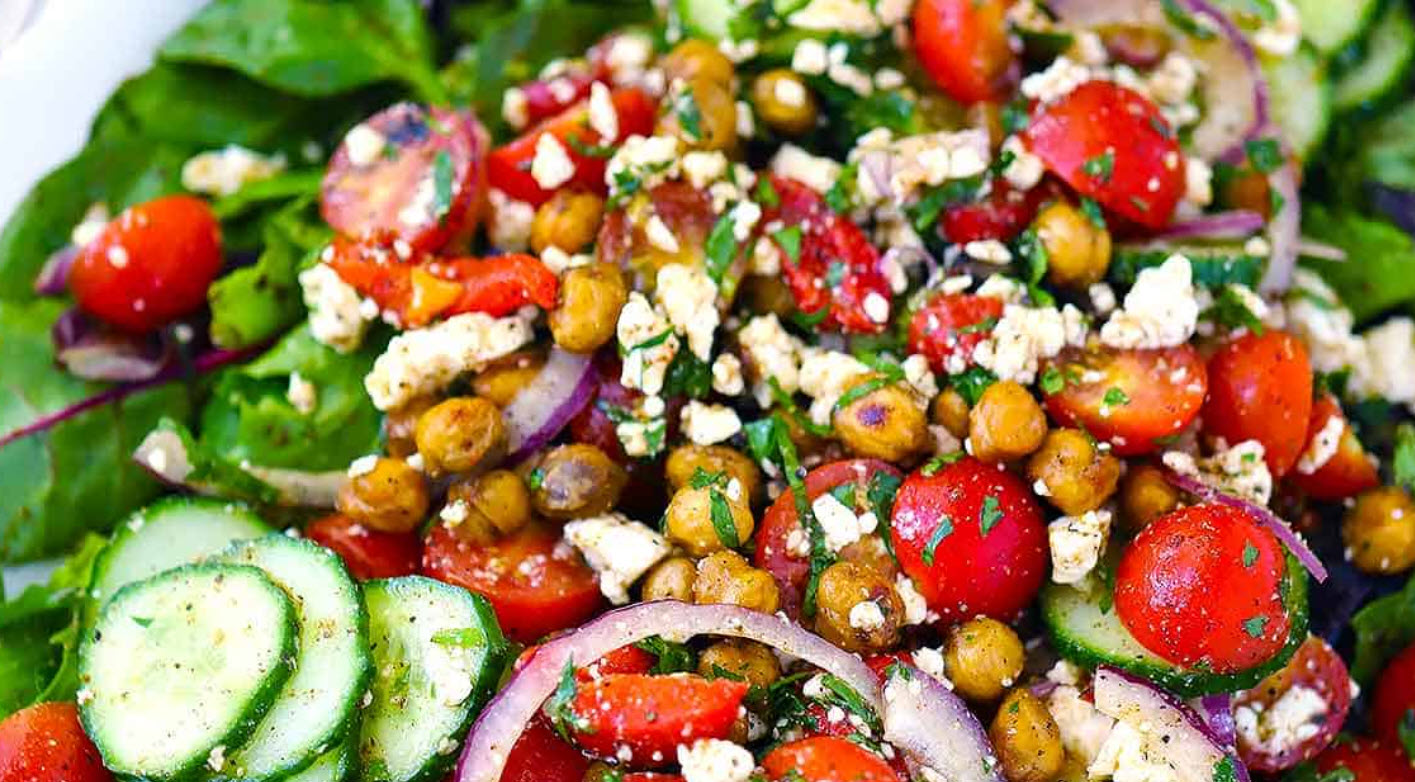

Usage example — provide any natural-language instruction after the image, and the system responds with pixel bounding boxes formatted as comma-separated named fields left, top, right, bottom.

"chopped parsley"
left=1039, top=366, right=1066, bottom=396
left=527, top=467, right=546, bottom=491
left=704, top=211, right=738, bottom=284
left=922, top=516, right=954, bottom=566
left=690, top=467, right=727, bottom=489
left=1243, top=615, right=1269, bottom=638
left=1245, top=137, right=1285, bottom=174
left=431, top=150, right=455, bottom=223
left=773, top=225, right=804, bottom=265
left=709, top=487, right=742, bottom=548
left=950, top=366, right=998, bottom=406
left=1082, top=149, right=1116, bottom=183
left=979, top=495, right=1003, bottom=535
left=543, top=658, right=583, bottom=740
left=1079, top=196, right=1107, bottom=229
left=1161, top=0, right=1216, bottom=39
left=430, top=627, right=486, bottom=647
left=675, top=90, right=703, bottom=140
left=756, top=176, right=780, bottom=208
left=634, top=636, right=696, bottom=674
left=1103, top=387, right=1131, bottom=407
left=921, top=451, right=965, bottom=477
left=1243, top=541, right=1260, bottom=568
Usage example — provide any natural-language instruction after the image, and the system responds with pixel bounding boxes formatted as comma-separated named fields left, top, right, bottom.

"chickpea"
left=698, top=640, right=781, bottom=689
left=641, top=556, right=697, bottom=601
left=414, top=397, right=505, bottom=476
left=932, top=388, right=971, bottom=440
left=813, top=562, right=903, bottom=654
left=443, top=470, right=532, bottom=544
left=1027, top=429, right=1121, bottom=516
left=472, top=352, right=545, bottom=407
left=1097, top=26, right=1172, bottom=69
left=665, top=485, right=755, bottom=557
left=751, top=69, right=819, bottom=136
left=583, top=762, right=622, bottom=782
left=1036, top=201, right=1112, bottom=290
left=337, top=457, right=429, bottom=533
left=383, top=396, right=436, bottom=458
left=1118, top=463, right=1180, bottom=533
left=531, top=190, right=605, bottom=255
left=834, top=375, right=930, bottom=463
left=666, top=77, right=738, bottom=151
left=1343, top=487, right=1415, bottom=575
left=693, top=551, right=780, bottom=613
left=990, top=689, right=1066, bottom=782
left=944, top=617, right=1026, bottom=702
left=969, top=381, right=1048, bottom=463
left=666, top=445, right=763, bottom=506
left=549, top=262, right=628, bottom=353
left=661, top=39, right=736, bottom=87
left=528, top=444, right=627, bottom=520
left=739, top=276, right=796, bottom=319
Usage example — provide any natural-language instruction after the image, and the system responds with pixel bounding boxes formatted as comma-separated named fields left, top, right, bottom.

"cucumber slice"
left=1041, top=554, right=1309, bottom=696
left=1334, top=1, right=1415, bottom=111
left=79, top=564, right=298, bottom=781
left=674, top=0, right=733, bottom=39
left=1264, top=44, right=1332, bottom=160
left=358, top=577, right=510, bottom=782
left=1292, top=0, right=1380, bottom=55
left=214, top=536, right=373, bottom=782
left=1109, top=244, right=1265, bottom=290
left=287, top=742, right=355, bottom=782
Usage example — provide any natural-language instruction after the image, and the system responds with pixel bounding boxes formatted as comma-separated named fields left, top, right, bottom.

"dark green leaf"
left=1398, top=425, right=1415, bottom=493
left=1351, top=572, right=1415, bottom=684
left=708, top=488, right=742, bottom=548
left=979, top=495, right=1003, bottom=535
left=921, top=516, right=954, bottom=566
left=634, top=636, right=697, bottom=675
left=209, top=198, right=330, bottom=348
left=1302, top=206, right=1415, bottom=325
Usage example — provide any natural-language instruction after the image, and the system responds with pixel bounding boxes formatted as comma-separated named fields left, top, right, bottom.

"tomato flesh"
left=596, top=182, right=724, bottom=293
left=1234, top=636, right=1352, bottom=772
left=569, top=674, right=749, bottom=767
left=1314, top=738, right=1415, bottom=782
left=1203, top=330, right=1313, bottom=478
left=1289, top=394, right=1379, bottom=500
left=500, top=716, right=592, bottom=782
left=1372, top=642, right=1415, bottom=754
left=907, top=293, right=1004, bottom=375
left=762, top=737, right=901, bottom=782
left=940, top=180, right=1051, bottom=244
left=911, top=0, right=1017, bottom=105
left=1043, top=344, right=1207, bottom=456
left=0, top=702, right=111, bottom=782
left=305, top=514, right=421, bottom=580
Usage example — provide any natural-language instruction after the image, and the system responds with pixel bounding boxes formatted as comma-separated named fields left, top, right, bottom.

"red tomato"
left=422, top=522, right=604, bottom=643
left=510, top=71, right=596, bottom=131
left=68, top=195, right=222, bottom=333
left=1314, top=738, right=1415, bottom=782
left=1115, top=503, right=1292, bottom=674
left=755, top=459, right=903, bottom=618
left=1203, top=330, right=1314, bottom=478
left=1, top=703, right=111, bottom=782
left=1043, top=344, right=1207, bottom=456
left=500, top=716, right=591, bottom=782
left=1022, top=81, right=1184, bottom=229
left=305, top=514, right=420, bottom=580
left=580, top=644, right=657, bottom=682
left=1234, top=637, right=1353, bottom=772
left=911, top=0, right=1017, bottom=105
left=622, top=775, right=685, bottom=782
left=1372, top=642, right=1415, bottom=754
left=568, top=674, right=749, bottom=767
left=321, top=104, right=488, bottom=253
left=762, top=737, right=901, bottom=782
left=939, top=180, right=1051, bottom=244
left=907, top=293, right=1004, bottom=375
left=1289, top=394, right=1380, bottom=501
left=889, top=456, right=1047, bottom=621
left=487, top=87, right=657, bottom=207
left=596, top=182, right=725, bottom=292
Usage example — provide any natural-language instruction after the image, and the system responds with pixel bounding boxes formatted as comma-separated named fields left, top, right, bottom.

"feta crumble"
left=365, top=311, right=535, bottom=410
left=181, top=145, right=286, bottom=198
left=618, top=292, right=680, bottom=396
left=1100, top=254, right=1199, bottom=350
left=681, top=401, right=743, bottom=446
left=1048, top=510, right=1112, bottom=585
left=531, top=133, right=576, bottom=190
left=563, top=513, right=672, bottom=605
left=679, top=739, right=754, bottom=782
left=300, top=264, right=373, bottom=353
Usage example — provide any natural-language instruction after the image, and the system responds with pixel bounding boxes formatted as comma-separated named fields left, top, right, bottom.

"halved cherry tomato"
left=1372, top=642, right=1415, bottom=755
left=596, top=182, right=724, bottom=292
left=1289, top=394, right=1380, bottom=501
left=1314, top=738, right=1415, bottom=781
left=422, top=522, right=604, bottom=643
left=487, top=87, right=657, bottom=207
left=940, top=179, right=1052, bottom=244
left=500, top=716, right=592, bottom=782
left=907, top=293, right=1004, bottom=374
left=890, top=456, right=1047, bottom=622
left=568, top=674, right=749, bottom=767
left=1022, top=81, right=1184, bottom=229
left=1115, top=503, right=1292, bottom=674
left=580, top=644, right=658, bottom=681
left=322, top=104, right=488, bottom=253
left=1042, top=344, right=1207, bottom=456
left=1234, top=636, right=1353, bottom=772
left=762, top=737, right=901, bottom=782
left=911, top=0, right=1017, bottom=105
left=1203, top=330, right=1313, bottom=478
left=305, top=514, right=420, bottom=580
left=510, top=71, right=596, bottom=131
left=0, top=702, right=111, bottom=782
left=68, top=195, right=222, bottom=333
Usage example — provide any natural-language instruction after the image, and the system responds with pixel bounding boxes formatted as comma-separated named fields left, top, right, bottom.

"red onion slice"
left=52, top=308, right=173, bottom=382
left=1260, top=159, right=1301, bottom=293
left=1177, top=0, right=1269, bottom=162
left=1295, top=239, right=1347, bottom=263
left=1154, top=211, right=1265, bottom=241
left=502, top=348, right=597, bottom=463
left=1192, top=693, right=1237, bottom=748
left=1094, top=667, right=1252, bottom=782
left=882, top=665, right=1006, bottom=782
left=34, top=244, right=77, bottom=296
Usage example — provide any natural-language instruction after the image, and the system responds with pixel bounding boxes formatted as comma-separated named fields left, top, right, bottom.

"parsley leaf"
left=1245, top=137, right=1284, bottom=174
left=708, top=488, right=742, bottom=548
left=1103, top=387, right=1131, bottom=407
left=543, top=658, right=582, bottom=740
left=922, top=516, right=954, bottom=566
left=1243, top=541, right=1259, bottom=568
left=773, top=225, right=804, bottom=265
left=1161, top=0, right=1216, bottom=39
left=979, top=495, right=1003, bottom=535
left=704, top=212, right=738, bottom=285
left=431, top=149, right=454, bottom=223
left=634, top=636, right=696, bottom=674
left=1243, top=615, right=1269, bottom=638
left=1082, top=149, right=1115, bottom=183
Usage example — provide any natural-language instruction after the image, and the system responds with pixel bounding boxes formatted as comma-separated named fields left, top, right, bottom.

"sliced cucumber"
left=674, top=0, right=734, bottom=39
left=287, top=742, right=355, bottom=782
left=1333, top=1, right=1415, bottom=112
left=1264, top=44, right=1332, bottom=160
left=1292, top=0, right=1381, bottom=55
left=1109, top=244, right=1265, bottom=290
left=79, top=564, right=298, bottom=781
left=358, top=577, right=511, bottom=782
left=1041, top=554, right=1309, bottom=696
left=214, top=536, right=373, bottom=782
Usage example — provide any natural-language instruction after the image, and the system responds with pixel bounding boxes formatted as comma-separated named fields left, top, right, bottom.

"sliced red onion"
left=134, top=426, right=342, bottom=507
left=34, top=244, right=77, bottom=296
left=1260, top=159, right=1301, bottom=293
left=1176, top=0, right=1269, bottom=163
left=1295, top=239, right=1347, bottom=263
left=52, top=308, right=172, bottom=382
left=1155, top=211, right=1265, bottom=241
left=1192, top=693, right=1237, bottom=748
left=858, top=149, right=895, bottom=202
left=1094, top=667, right=1252, bottom=782
left=502, top=348, right=596, bottom=463
left=882, top=665, right=1006, bottom=782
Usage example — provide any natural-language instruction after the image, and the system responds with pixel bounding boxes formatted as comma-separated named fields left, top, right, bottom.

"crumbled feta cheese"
left=1049, top=510, right=1112, bottom=585
left=792, top=39, right=831, bottom=75
left=440, top=499, right=469, bottom=526
left=531, top=133, right=576, bottom=190
left=181, top=145, right=286, bottom=198
left=1147, top=53, right=1199, bottom=106
left=645, top=214, right=681, bottom=253
left=789, top=0, right=889, bottom=36
left=286, top=372, right=317, bottom=415
left=678, top=739, right=755, bottom=782
left=395, top=172, right=438, bottom=228
left=424, top=628, right=482, bottom=706
left=585, top=81, right=619, bottom=142
left=735, top=100, right=756, bottom=139
left=606, top=135, right=682, bottom=196
left=896, top=574, right=930, bottom=625
left=811, top=492, right=877, bottom=552
left=488, top=188, right=536, bottom=251
left=799, top=349, right=870, bottom=426
left=1297, top=410, right=1345, bottom=475
left=365, top=311, right=535, bottom=410
left=540, top=246, right=591, bottom=275
left=1088, top=721, right=1181, bottom=782
left=618, top=292, right=680, bottom=395
left=1047, top=686, right=1116, bottom=767
left=681, top=402, right=743, bottom=446
left=849, top=600, right=887, bottom=630
left=1100, top=254, right=1199, bottom=350
left=1001, top=136, right=1045, bottom=191
left=875, top=67, right=906, bottom=90
left=501, top=87, right=529, bottom=130
left=1235, top=685, right=1328, bottom=758
left=730, top=201, right=763, bottom=242
left=207, top=746, right=227, bottom=773
left=863, top=292, right=891, bottom=324
left=712, top=353, right=746, bottom=396
left=738, top=314, right=804, bottom=406
left=1163, top=438, right=1273, bottom=505
left=656, top=263, right=719, bottom=361
left=563, top=513, right=672, bottom=605
left=1184, top=157, right=1214, bottom=207
left=974, top=304, right=1072, bottom=385
left=965, top=239, right=1013, bottom=265
left=853, top=129, right=990, bottom=203
left=69, top=203, right=110, bottom=247
left=771, top=144, right=842, bottom=195
left=1284, top=269, right=1364, bottom=374
left=75, top=687, right=95, bottom=706
left=750, top=236, right=783, bottom=276
left=342, top=123, right=387, bottom=167
left=300, top=264, right=373, bottom=353
left=603, top=33, right=655, bottom=86
left=1351, top=317, right=1415, bottom=408
left=719, top=38, right=760, bottom=63
left=682, top=151, right=730, bottom=189
left=976, top=274, right=1027, bottom=304
left=1021, top=56, right=1091, bottom=104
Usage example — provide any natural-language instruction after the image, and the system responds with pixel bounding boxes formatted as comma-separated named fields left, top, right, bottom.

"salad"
left=4, top=0, right=1415, bottom=781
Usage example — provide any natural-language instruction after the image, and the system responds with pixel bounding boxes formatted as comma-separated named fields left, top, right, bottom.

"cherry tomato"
left=305, top=514, right=420, bottom=580
left=755, top=459, right=903, bottom=618
left=1203, top=330, right=1313, bottom=478
left=940, top=180, right=1052, bottom=244
left=1234, top=636, right=1353, bottom=772
left=1115, top=503, right=1292, bottom=674
left=1314, top=738, right=1415, bottom=782
left=1289, top=394, right=1380, bottom=501
left=0, top=703, right=111, bottom=782
left=762, top=737, right=901, bottom=782
left=911, top=0, right=1017, bottom=105
left=1022, top=81, right=1184, bottom=229
left=907, top=293, right=1005, bottom=375
left=68, top=195, right=222, bottom=333
left=321, top=104, right=488, bottom=253
left=422, top=522, right=604, bottom=643
left=890, top=456, right=1047, bottom=622
left=580, top=644, right=658, bottom=682
left=596, top=182, right=725, bottom=292
left=509, top=71, right=596, bottom=131
left=568, top=674, right=749, bottom=767
left=1042, top=344, right=1207, bottom=456
left=487, top=87, right=657, bottom=207
left=622, top=775, right=685, bottom=782
left=500, top=716, right=592, bottom=782
left=1372, top=642, right=1415, bottom=754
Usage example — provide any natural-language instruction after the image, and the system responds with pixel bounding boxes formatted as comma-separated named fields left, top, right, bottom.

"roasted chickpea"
left=665, top=485, right=755, bottom=557
left=944, top=617, right=1026, bottom=702
left=337, top=457, right=429, bottom=533
left=1036, top=201, right=1112, bottom=290
left=666, top=78, right=738, bottom=151
left=812, top=562, right=903, bottom=653
left=527, top=444, right=627, bottom=520
left=1343, top=486, right=1415, bottom=575
left=698, top=640, right=781, bottom=689
left=751, top=69, right=819, bottom=136
left=969, top=381, right=1048, bottom=463
left=665, top=444, right=763, bottom=505
left=384, top=396, right=436, bottom=458
left=693, top=551, right=780, bottom=613
left=660, top=39, right=736, bottom=87
left=1027, top=429, right=1122, bottom=516
left=1097, top=26, right=1172, bottom=70
left=443, top=469, right=532, bottom=544
left=641, top=556, right=697, bottom=602
left=472, top=352, right=545, bottom=407
left=834, top=376, right=930, bottom=463
left=531, top=190, right=605, bottom=255
left=990, top=689, right=1066, bottom=782
left=932, top=388, right=971, bottom=439
left=549, top=262, right=628, bottom=353
left=1118, top=463, right=1180, bottom=533
left=414, top=397, right=505, bottom=476
left=739, top=276, right=796, bottom=319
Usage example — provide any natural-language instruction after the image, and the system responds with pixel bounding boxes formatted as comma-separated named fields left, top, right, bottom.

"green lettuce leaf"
left=1351, top=573, right=1415, bottom=685
left=209, top=197, right=331, bottom=348
left=1301, top=205, right=1415, bottom=325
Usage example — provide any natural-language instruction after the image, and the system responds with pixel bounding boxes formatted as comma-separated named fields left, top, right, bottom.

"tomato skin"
left=596, top=182, right=723, bottom=293
left=911, top=0, right=1017, bottom=105
left=1043, top=344, right=1207, bottom=456
left=1289, top=394, right=1380, bottom=501
left=907, top=293, right=1004, bottom=375
left=69, top=195, right=222, bottom=333
left=889, top=457, right=1047, bottom=622
left=762, top=737, right=901, bottom=782
left=569, top=674, right=749, bottom=767
left=513, top=71, right=596, bottom=130
left=1203, top=330, right=1313, bottom=478
left=500, top=716, right=592, bottom=782
left=1115, top=504, right=1292, bottom=674
left=940, top=180, right=1051, bottom=244
left=1314, top=738, right=1415, bottom=781
left=1022, top=81, right=1184, bottom=229
left=422, top=522, right=605, bottom=643
left=1234, top=637, right=1353, bottom=772
left=1372, top=642, right=1415, bottom=754
left=0, top=702, right=111, bottom=782
left=305, top=514, right=421, bottom=580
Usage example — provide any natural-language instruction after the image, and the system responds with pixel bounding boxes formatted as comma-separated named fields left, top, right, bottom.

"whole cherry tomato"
left=1203, top=330, right=1313, bottom=478
left=1234, top=636, right=1353, bottom=772
left=1289, top=394, right=1380, bottom=501
left=305, top=514, right=421, bottom=580
left=568, top=674, right=749, bottom=767
left=1372, top=642, right=1415, bottom=755
left=911, top=0, right=1017, bottom=105
left=0, top=702, right=111, bottom=782
left=500, top=716, right=592, bottom=782
left=907, top=293, right=1004, bottom=375
left=1314, top=738, right=1415, bottom=781
left=762, top=737, right=901, bottom=782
